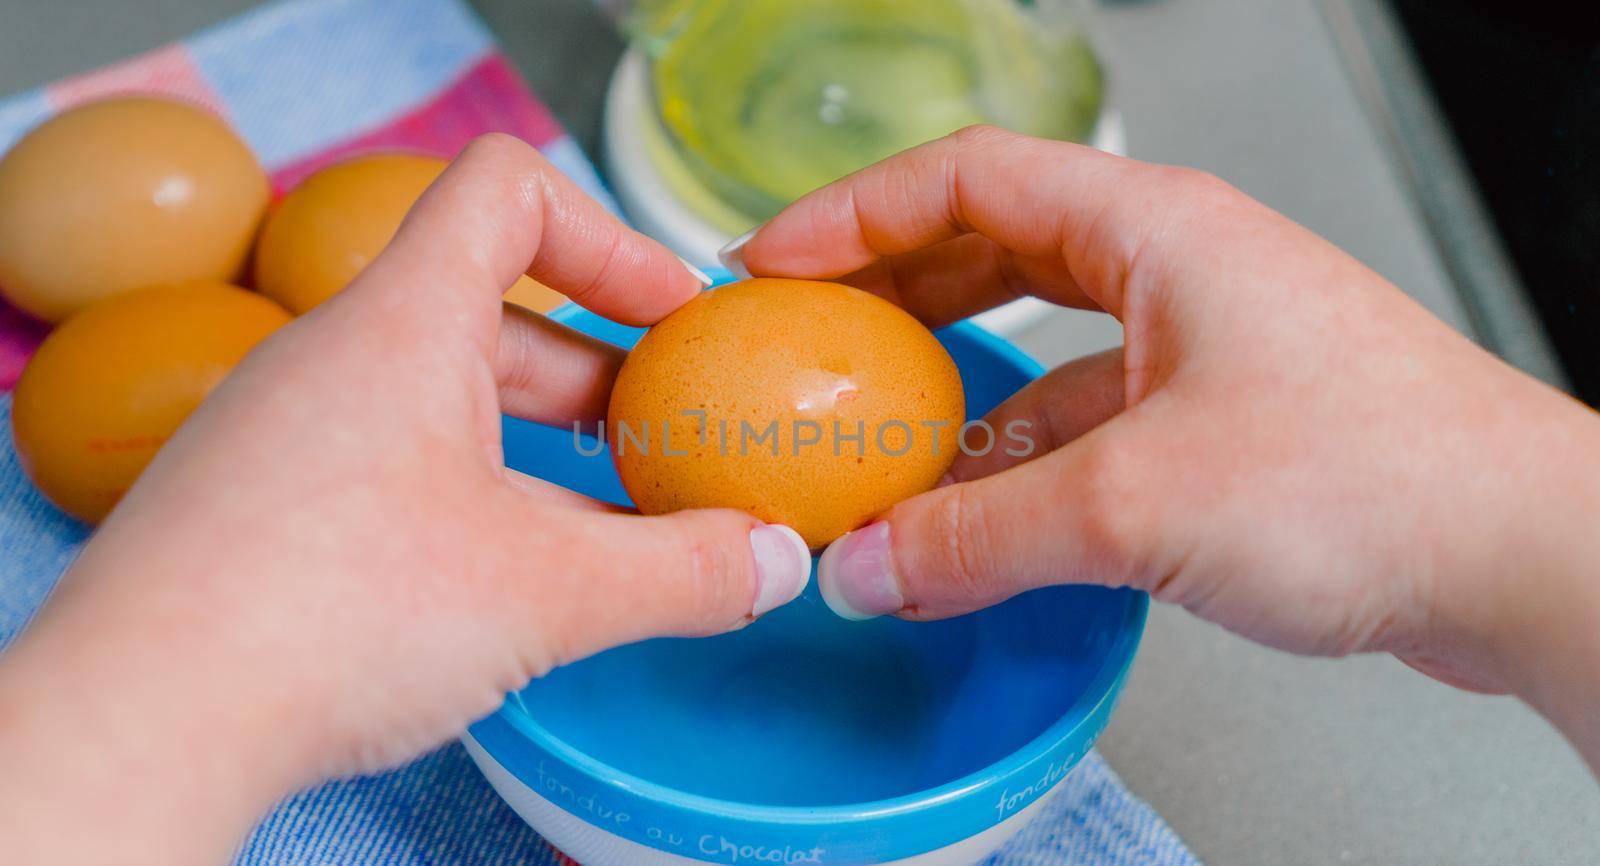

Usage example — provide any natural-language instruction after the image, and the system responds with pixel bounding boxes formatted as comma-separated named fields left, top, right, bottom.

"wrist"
left=1473, top=404, right=1600, bottom=771
left=1504, top=524, right=1600, bottom=774
left=0, top=556, right=326, bottom=864
left=1401, top=385, right=1600, bottom=769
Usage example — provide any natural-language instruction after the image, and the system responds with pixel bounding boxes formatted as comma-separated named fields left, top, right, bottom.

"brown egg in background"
left=10, top=281, right=291, bottom=523
left=253, top=152, right=566, bottom=314
left=608, top=278, right=966, bottom=549
left=0, top=96, right=269, bottom=323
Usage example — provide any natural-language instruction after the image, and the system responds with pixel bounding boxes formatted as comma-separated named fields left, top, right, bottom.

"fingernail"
left=749, top=523, right=811, bottom=616
left=676, top=255, right=713, bottom=289
left=936, top=473, right=956, bottom=488
left=818, top=522, right=904, bottom=620
left=717, top=225, right=762, bottom=280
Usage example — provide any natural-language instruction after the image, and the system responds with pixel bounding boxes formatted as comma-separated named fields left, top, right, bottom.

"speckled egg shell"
left=608, top=278, right=965, bottom=549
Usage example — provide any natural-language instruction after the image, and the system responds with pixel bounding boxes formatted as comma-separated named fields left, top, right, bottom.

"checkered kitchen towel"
left=0, top=0, right=609, bottom=391
left=0, top=1, right=1198, bottom=863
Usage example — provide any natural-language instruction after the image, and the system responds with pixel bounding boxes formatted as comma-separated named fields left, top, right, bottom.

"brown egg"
left=254, top=152, right=564, bottom=314
left=11, top=281, right=290, bottom=523
left=502, top=274, right=567, bottom=313
left=0, top=97, right=268, bottom=323
left=608, top=278, right=965, bottom=548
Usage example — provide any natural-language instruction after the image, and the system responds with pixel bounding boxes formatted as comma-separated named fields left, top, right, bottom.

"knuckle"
left=950, top=123, right=1013, bottom=146
left=677, top=518, right=747, bottom=632
left=948, top=124, right=1029, bottom=158
left=559, top=225, right=626, bottom=307
left=925, top=485, right=1000, bottom=604
left=460, top=131, right=531, bottom=165
left=1165, top=166, right=1243, bottom=210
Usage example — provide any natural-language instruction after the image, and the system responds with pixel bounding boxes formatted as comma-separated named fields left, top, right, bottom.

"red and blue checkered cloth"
left=0, top=1, right=1196, bottom=863
left=0, top=0, right=613, bottom=392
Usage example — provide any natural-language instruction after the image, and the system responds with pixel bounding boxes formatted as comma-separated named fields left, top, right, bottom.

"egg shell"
left=10, top=281, right=291, bottom=523
left=253, top=152, right=563, bottom=314
left=608, top=278, right=965, bottom=549
left=0, top=96, right=269, bottom=322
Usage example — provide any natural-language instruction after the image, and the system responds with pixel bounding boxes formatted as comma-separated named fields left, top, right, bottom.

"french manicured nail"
left=818, top=522, right=904, bottom=620
left=717, top=225, right=761, bottom=280
left=676, top=255, right=713, bottom=288
left=749, top=523, right=811, bottom=616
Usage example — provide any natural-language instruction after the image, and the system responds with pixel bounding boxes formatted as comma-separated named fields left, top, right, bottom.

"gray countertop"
left=1, top=0, right=1595, bottom=863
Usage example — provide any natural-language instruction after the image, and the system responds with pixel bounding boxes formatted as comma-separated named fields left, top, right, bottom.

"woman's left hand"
left=0, top=134, right=811, bottom=866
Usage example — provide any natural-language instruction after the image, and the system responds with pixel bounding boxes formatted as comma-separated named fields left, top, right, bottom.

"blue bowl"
left=465, top=299, right=1147, bottom=865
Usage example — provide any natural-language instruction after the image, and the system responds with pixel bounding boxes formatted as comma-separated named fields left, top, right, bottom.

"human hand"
left=725, top=127, right=1600, bottom=762
left=0, top=134, right=811, bottom=865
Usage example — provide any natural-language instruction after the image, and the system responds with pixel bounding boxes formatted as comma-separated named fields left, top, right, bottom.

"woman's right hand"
left=722, top=126, right=1600, bottom=769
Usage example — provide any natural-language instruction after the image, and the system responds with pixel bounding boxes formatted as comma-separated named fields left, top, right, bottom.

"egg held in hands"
left=607, top=278, right=965, bottom=549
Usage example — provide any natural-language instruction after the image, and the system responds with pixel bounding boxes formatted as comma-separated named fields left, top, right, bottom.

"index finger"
left=734, top=125, right=1179, bottom=321
left=356, top=133, right=707, bottom=331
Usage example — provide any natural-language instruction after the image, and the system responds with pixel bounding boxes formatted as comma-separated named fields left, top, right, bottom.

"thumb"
left=818, top=430, right=1170, bottom=620
left=528, top=507, right=812, bottom=667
